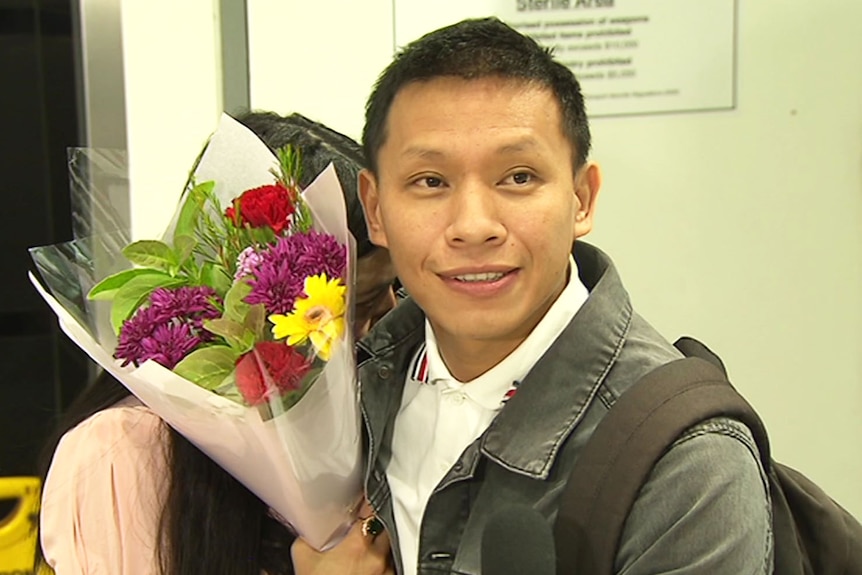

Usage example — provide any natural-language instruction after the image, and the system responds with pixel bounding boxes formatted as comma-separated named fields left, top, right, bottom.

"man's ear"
left=358, top=169, right=389, bottom=248
left=573, top=161, right=602, bottom=239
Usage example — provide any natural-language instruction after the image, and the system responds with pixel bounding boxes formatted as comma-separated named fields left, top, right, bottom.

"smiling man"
left=293, top=17, right=772, bottom=575
left=363, top=74, right=597, bottom=384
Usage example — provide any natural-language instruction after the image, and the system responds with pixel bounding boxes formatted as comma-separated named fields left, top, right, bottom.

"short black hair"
left=236, top=111, right=376, bottom=258
left=362, top=17, right=591, bottom=174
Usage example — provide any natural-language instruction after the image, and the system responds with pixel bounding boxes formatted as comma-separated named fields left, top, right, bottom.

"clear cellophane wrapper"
left=30, top=114, right=363, bottom=550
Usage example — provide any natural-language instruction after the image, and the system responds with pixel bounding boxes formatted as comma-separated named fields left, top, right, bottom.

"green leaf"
left=292, top=199, right=314, bottom=233
left=202, top=317, right=245, bottom=340
left=200, top=261, right=233, bottom=298
left=88, top=268, right=175, bottom=301
left=110, top=274, right=186, bottom=334
left=201, top=317, right=254, bottom=354
left=244, top=304, right=267, bottom=341
left=224, top=280, right=253, bottom=323
left=173, top=234, right=197, bottom=267
left=249, top=225, right=276, bottom=246
left=174, top=180, right=213, bottom=241
left=122, top=240, right=178, bottom=271
left=276, top=145, right=303, bottom=187
left=173, top=345, right=238, bottom=390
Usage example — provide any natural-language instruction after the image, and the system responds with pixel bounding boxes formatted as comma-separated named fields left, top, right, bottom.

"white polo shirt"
left=386, top=255, right=590, bottom=575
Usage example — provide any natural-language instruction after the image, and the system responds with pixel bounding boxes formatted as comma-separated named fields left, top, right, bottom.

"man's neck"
left=432, top=332, right=527, bottom=383
left=424, top=258, right=580, bottom=383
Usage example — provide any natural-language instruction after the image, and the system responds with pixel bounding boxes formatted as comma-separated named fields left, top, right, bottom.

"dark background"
left=0, top=0, right=89, bottom=482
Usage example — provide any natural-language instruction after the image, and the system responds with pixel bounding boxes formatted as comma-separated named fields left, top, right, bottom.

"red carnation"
left=225, top=183, right=296, bottom=234
left=235, top=341, right=312, bottom=405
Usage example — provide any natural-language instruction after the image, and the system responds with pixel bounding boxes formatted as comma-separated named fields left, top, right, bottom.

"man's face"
left=360, top=77, right=598, bottom=370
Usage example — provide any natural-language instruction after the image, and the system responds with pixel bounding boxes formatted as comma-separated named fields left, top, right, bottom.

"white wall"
left=246, top=0, right=862, bottom=518
left=587, top=0, right=862, bottom=517
left=120, top=0, right=223, bottom=239
left=246, top=0, right=394, bottom=140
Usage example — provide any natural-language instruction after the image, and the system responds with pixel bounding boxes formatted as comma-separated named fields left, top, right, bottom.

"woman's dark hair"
left=362, top=17, right=591, bottom=174
left=36, top=372, right=295, bottom=574
left=36, top=111, right=372, bottom=574
left=238, top=111, right=376, bottom=259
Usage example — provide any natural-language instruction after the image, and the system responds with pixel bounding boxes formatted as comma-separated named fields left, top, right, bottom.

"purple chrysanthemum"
left=245, top=231, right=345, bottom=315
left=115, top=306, right=164, bottom=367
left=149, top=286, right=221, bottom=319
left=138, top=323, right=203, bottom=369
left=114, top=285, right=223, bottom=368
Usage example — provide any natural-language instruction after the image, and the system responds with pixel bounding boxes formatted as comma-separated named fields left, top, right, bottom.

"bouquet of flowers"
left=29, top=114, right=363, bottom=550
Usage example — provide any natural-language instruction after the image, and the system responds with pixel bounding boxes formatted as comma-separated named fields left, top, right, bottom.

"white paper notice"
left=393, top=0, right=736, bottom=117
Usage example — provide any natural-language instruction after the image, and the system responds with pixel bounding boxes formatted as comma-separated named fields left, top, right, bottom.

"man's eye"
left=422, top=176, right=443, bottom=188
left=504, top=171, right=533, bottom=185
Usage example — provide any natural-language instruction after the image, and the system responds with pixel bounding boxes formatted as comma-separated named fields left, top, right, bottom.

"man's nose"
left=443, top=181, right=507, bottom=247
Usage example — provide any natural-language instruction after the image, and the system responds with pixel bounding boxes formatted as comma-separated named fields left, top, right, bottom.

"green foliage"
left=174, top=181, right=213, bottom=241
left=223, top=280, right=253, bottom=322
left=243, top=304, right=267, bottom=342
left=292, top=199, right=314, bottom=234
left=88, top=268, right=176, bottom=301
left=110, top=274, right=186, bottom=334
left=276, top=145, right=313, bottom=234
left=204, top=280, right=267, bottom=355
left=122, top=240, right=178, bottom=272
left=173, top=234, right=197, bottom=268
left=276, top=146, right=302, bottom=188
left=173, top=345, right=238, bottom=390
left=199, top=262, right=232, bottom=298
left=202, top=317, right=254, bottom=354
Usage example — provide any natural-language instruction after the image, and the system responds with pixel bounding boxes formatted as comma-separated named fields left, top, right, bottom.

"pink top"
left=40, top=397, right=168, bottom=574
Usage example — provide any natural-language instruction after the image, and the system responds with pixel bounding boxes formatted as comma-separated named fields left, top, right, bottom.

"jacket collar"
left=481, top=242, right=633, bottom=478
left=357, top=296, right=424, bottom=478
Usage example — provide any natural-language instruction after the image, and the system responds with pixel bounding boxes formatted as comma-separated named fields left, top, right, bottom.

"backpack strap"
left=554, top=356, right=767, bottom=574
left=673, top=335, right=729, bottom=376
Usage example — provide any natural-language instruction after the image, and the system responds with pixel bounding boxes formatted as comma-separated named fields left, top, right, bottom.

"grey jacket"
left=357, top=242, right=773, bottom=574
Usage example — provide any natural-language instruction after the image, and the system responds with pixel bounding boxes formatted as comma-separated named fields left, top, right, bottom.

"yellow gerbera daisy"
left=269, top=274, right=346, bottom=361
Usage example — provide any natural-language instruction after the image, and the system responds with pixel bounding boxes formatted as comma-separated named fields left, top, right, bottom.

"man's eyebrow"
left=495, top=139, right=541, bottom=155
left=401, top=139, right=541, bottom=159
left=401, top=147, right=446, bottom=160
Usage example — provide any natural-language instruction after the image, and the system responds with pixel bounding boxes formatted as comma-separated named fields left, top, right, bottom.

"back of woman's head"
left=236, top=111, right=375, bottom=259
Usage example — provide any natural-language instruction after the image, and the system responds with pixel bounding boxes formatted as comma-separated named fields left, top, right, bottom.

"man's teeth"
left=453, top=272, right=506, bottom=282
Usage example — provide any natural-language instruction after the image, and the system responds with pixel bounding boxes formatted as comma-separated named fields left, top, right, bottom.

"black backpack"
left=555, top=337, right=862, bottom=574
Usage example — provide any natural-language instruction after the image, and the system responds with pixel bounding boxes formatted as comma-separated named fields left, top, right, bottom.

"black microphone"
left=481, top=505, right=556, bottom=575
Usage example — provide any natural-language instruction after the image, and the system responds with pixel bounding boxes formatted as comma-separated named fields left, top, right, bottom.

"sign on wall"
left=393, top=0, right=737, bottom=117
